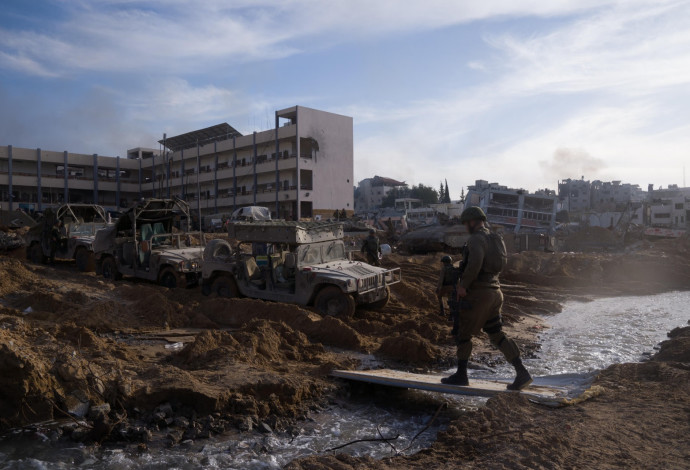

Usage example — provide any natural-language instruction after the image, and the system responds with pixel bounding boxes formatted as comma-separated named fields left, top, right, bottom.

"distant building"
left=558, top=178, right=592, bottom=212
left=590, top=180, right=645, bottom=211
left=355, top=176, right=406, bottom=211
left=558, top=178, right=645, bottom=213
left=648, top=184, right=690, bottom=228
left=465, top=180, right=557, bottom=232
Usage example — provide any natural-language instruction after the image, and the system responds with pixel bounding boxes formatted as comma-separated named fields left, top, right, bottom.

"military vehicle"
left=93, top=198, right=203, bottom=288
left=399, top=223, right=470, bottom=254
left=25, top=204, right=110, bottom=271
left=201, top=221, right=401, bottom=317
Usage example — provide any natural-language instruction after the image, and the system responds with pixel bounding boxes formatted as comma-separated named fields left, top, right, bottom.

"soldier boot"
left=441, top=360, right=469, bottom=386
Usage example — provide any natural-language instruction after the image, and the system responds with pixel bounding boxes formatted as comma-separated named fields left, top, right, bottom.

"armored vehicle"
left=25, top=204, right=110, bottom=271
left=201, top=221, right=401, bottom=317
left=93, top=198, right=203, bottom=288
left=399, top=223, right=470, bottom=254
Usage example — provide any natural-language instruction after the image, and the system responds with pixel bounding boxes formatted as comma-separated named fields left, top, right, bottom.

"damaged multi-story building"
left=465, top=180, right=558, bottom=232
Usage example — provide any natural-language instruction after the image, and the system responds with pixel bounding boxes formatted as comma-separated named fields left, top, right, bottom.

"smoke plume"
left=540, top=147, right=606, bottom=181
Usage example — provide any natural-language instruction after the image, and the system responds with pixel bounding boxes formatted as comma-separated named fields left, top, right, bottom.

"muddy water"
left=1, top=291, right=689, bottom=469
left=0, top=403, right=447, bottom=469
left=469, top=290, right=690, bottom=383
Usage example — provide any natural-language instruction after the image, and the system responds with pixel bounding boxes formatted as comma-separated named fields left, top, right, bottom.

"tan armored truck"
left=25, top=204, right=111, bottom=271
left=93, top=198, right=203, bottom=288
left=201, top=221, right=401, bottom=317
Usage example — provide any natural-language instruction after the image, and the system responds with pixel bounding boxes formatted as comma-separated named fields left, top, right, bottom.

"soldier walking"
left=442, top=207, right=532, bottom=391
left=361, top=228, right=381, bottom=266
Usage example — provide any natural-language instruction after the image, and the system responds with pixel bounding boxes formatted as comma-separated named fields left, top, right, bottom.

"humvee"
left=25, top=204, right=111, bottom=271
left=201, top=221, right=402, bottom=317
left=93, top=198, right=203, bottom=288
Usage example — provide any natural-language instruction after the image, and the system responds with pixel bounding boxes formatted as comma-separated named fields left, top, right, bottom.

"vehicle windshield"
left=300, top=245, right=321, bottom=265
left=322, top=241, right=346, bottom=262
left=69, top=223, right=108, bottom=237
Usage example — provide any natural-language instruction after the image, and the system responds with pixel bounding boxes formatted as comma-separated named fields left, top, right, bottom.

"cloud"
left=349, top=0, right=690, bottom=191
left=0, top=0, right=616, bottom=77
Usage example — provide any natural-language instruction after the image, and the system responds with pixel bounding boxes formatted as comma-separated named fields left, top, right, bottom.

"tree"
left=444, top=179, right=451, bottom=203
left=380, top=186, right=410, bottom=208
left=460, top=187, right=465, bottom=203
left=409, top=184, right=439, bottom=205
left=439, top=181, right=445, bottom=203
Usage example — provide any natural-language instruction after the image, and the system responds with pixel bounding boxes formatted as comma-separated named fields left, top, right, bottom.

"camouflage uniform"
left=454, top=226, right=521, bottom=363
left=361, top=234, right=381, bottom=266
left=436, top=262, right=455, bottom=315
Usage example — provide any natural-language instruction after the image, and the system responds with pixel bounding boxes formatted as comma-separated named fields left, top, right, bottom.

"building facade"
left=0, top=105, right=354, bottom=221
left=0, top=145, right=146, bottom=213
left=355, top=176, right=406, bottom=212
left=155, top=106, right=353, bottom=220
left=465, top=180, right=558, bottom=232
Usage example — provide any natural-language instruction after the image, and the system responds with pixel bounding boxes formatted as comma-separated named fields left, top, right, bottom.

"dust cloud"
left=540, top=147, right=606, bottom=181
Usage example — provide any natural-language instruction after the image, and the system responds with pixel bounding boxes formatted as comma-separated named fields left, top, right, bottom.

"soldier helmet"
left=459, top=206, right=487, bottom=224
left=369, top=228, right=375, bottom=234
left=441, top=255, right=452, bottom=264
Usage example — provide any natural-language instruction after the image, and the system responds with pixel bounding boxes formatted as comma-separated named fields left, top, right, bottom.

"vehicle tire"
left=212, top=275, right=239, bottom=298
left=29, top=243, right=46, bottom=264
left=75, top=248, right=92, bottom=272
left=314, top=286, right=356, bottom=318
left=366, top=286, right=390, bottom=311
left=159, top=267, right=178, bottom=289
left=101, top=257, right=122, bottom=281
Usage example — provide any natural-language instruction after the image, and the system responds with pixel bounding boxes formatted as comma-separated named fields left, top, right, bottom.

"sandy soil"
left=1, top=232, right=689, bottom=467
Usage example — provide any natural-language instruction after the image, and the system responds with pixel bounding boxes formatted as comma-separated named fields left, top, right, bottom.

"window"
left=675, top=203, right=684, bottom=210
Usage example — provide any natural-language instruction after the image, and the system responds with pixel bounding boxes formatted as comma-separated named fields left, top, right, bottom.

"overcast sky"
left=1, top=0, right=689, bottom=195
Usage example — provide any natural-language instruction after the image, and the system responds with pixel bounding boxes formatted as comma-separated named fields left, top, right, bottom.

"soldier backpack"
left=483, top=231, right=508, bottom=274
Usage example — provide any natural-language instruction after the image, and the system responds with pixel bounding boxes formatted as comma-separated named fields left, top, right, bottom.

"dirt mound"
left=201, top=298, right=370, bottom=351
left=0, top=318, right=59, bottom=427
left=376, top=331, right=442, bottom=365
left=0, top=257, right=39, bottom=296
left=176, top=320, right=326, bottom=370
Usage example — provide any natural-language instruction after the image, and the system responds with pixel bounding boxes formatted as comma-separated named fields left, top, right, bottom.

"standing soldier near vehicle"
left=436, top=255, right=455, bottom=316
left=442, top=206, right=533, bottom=391
left=49, top=220, right=62, bottom=264
left=361, top=228, right=381, bottom=266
